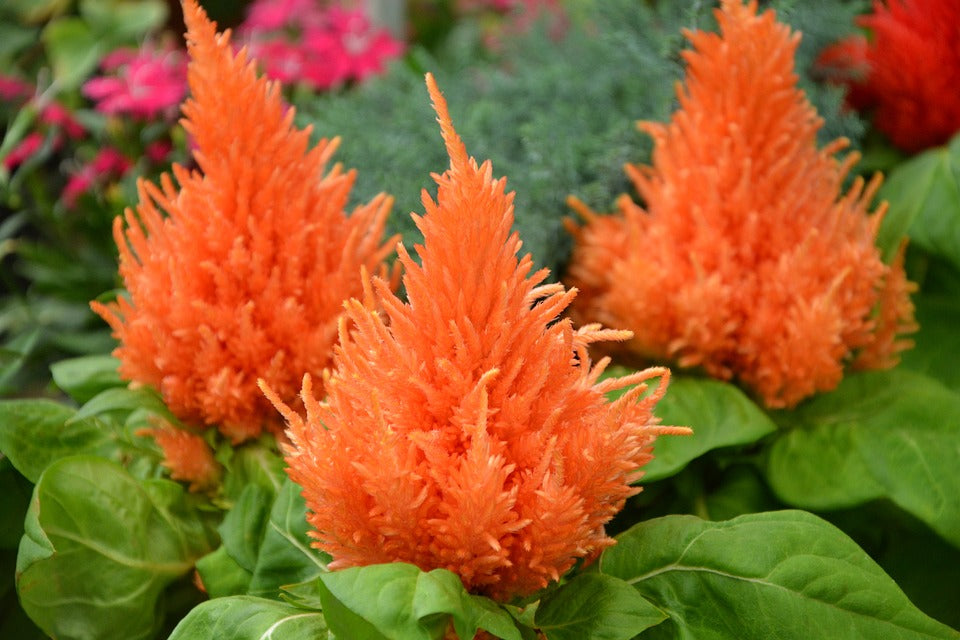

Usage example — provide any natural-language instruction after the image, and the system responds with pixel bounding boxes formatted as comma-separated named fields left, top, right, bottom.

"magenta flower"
left=62, top=147, right=131, bottom=208
left=3, top=132, right=47, bottom=170
left=237, top=0, right=403, bottom=90
left=39, top=103, right=85, bottom=139
left=0, top=74, right=32, bottom=101
left=83, top=45, right=187, bottom=120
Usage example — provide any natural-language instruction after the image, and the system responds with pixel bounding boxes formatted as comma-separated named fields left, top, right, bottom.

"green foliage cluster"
left=2, top=1, right=960, bottom=638
left=299, top=0, right=866, bottom=278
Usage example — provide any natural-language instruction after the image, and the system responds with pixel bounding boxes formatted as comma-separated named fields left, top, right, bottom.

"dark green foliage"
left=297, top=0, right=866, bottom=278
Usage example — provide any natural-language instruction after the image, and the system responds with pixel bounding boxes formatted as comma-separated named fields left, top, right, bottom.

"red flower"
left=565, top=0, right=916, bottom=409
left=820, top=0, right=960, bottom=152
left=265, top=73, right=688, bottom=602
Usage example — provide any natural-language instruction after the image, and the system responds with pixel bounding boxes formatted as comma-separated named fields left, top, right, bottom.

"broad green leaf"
left=878, top=132, right=960, bottom=268
left=643, top=377, right=776, bottom=482
left=765, top=370, right=960, bottom=547
left=600, top=511, right=958, bottom=640
left=220, top=483, right=274, bottom=573
left=221, top=441, right=286, bottom=500
left=168, top=596, right=328, bottom=640
left=69, top=386, right=176, bottom=425
left=41, top=18, right=104, bottom=91
left=80, top=0, right=168, bottom=41
left=0, top=399, right=115, bottom=482
left=195, top=546, right=252, bottom=599
left=316, top=563, right=522, bottom=640
left=50, top=355, right=124, bottom=404
left=249, top=478, right=329, bottom=598
left=535, top=573, right=666, bottom=640
left=899, top=294, right=960, bottom=392
left=16, top=456, right=218, bottom=640
left=828, top=503, right=960, bottom=630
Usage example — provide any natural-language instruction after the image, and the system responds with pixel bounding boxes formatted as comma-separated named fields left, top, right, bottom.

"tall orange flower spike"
left=565, top=0, right=916, bottom=409
left=264, top=73, right=689, bottom=602
left=92, top=0, right=397, bottom=442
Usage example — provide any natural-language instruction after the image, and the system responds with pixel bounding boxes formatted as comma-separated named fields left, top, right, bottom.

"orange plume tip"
left=277, top=69, right=685, bottom=602
left=425, top=73, right=470, bottom=173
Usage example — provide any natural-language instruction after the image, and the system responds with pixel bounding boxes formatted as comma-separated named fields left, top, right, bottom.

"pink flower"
left=39, top=103, right=85, bottom=139
left=145, top=140, right=173, bottom=164
left=3, top=132, right=48, bottom=170
left=243, top=0, right=323, bottom=31
left=238, top=1, right=402, bottom=90
left=325, top=7, right=404, bottom=81
left=0, top=74, right=31, bottom=101
left=83, top=45, right=188, bottom=120
left=62, top=147, right=131, bottom=208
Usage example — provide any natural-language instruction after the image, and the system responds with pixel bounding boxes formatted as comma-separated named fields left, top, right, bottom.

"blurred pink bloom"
left=62, top=147, right=131, bottom=208
left=145, top=140, right=173, bottom=164
left=39, top=103, right=85, bottom=139
left=244, top=0, right=323, bottom=30
left=3, top=132, right=48, bottom=170
left=0, top=74, right=32, bottom=101
left=238, top=0, right=403, bottom=90
left=83, top=45, right=188, bottom=119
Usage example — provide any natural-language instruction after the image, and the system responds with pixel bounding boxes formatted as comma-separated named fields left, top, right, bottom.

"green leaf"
left=765, top=370, right=960, bottom=547
left=41, top=18, right=104, bottom=91
left=195, top=546, right=252, bottom=599
left=221, top=441, right=286, bottom=500
left=16, top=456, right=218, bottom=640
left=168, top=596, right=328, bottom=640
left=80, top=0, right=168, bottom=41
left=248, top=478, right=329, bottom=598
left=878, top=132, right=960, bottom=268
left=50, top=355, right=124, bottom=404
left=221, top=483, right=274, bottom=573
left=600, top=511, right=958, bottom=639
left=69, top=386, right=176, bottom=425
left=316, top=563, right=522, bottom=640
left=535, top=573, right=666, bottom=640
left=899, top=294, right=960, bottom=393
left=0, top=399, right=116, bottom=482
left=643, top=377, right=776, bottom=482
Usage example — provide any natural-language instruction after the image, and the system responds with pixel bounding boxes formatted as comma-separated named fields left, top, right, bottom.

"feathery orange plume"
left=564, top=0, right=916, bottom=409
left=92, top=0, right=397, bottom=443
left=138, top=425, right=221, bottom=492
left=264, top=73, right=689, bottom=602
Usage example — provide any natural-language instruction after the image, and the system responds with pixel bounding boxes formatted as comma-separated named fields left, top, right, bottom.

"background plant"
left=1, top=0, right=959, bottom=638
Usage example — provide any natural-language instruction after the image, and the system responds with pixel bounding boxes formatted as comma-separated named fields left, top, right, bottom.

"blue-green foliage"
left=297, top=0, right=866, bottom=278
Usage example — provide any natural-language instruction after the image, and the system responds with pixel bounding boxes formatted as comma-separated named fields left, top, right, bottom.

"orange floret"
left=264, top=73, right=689, bottom=602
left=138, top=425, right=221, bottom=492
left=565, top=0, right=915, bottom=409
left=92, top=0, right=397, bottom=442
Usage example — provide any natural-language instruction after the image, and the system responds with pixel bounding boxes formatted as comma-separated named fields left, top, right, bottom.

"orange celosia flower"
left=564, top=0, right=916, bottom=409
left=264, top=73, right=689, bottom=602
left=819, top=0, right=960, bottom=153
left=138, top=425, right=221, bottom=492
left=92, top=0, right=397, bottom=443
